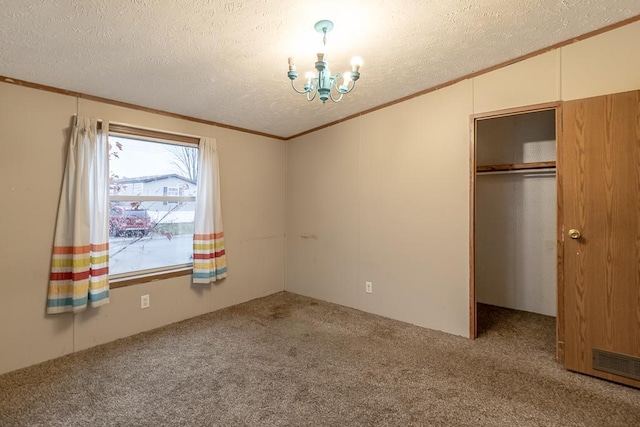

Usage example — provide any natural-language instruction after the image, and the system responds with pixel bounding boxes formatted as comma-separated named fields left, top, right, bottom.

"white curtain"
left=47, top=117, right=110, bottom=313
left=193, top=137, right=227, bottom=283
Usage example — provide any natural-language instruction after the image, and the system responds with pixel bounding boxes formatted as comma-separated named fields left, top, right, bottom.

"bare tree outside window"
left=169, top=146, right=198, bottom=181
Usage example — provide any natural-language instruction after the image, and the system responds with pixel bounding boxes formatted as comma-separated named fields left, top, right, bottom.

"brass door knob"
left=568, top=229, right=581, bottom=239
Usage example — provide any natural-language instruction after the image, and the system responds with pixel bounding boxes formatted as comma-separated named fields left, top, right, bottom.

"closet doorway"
left=470, top=103, right=560, bottom=345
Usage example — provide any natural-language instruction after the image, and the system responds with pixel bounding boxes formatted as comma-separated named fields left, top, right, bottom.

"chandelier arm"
left=342, top=79, right=357, bottom=94
left=329, top=86, right=344, bottom=103
left=307, top=87, right=318, bottom=102
left=290, top=79, right=311, bottom=95
left=333, top=72, right=357, bottom=95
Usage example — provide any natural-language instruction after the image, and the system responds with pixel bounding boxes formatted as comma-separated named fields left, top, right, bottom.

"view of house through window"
left=109, top=134, right=198, bottom=278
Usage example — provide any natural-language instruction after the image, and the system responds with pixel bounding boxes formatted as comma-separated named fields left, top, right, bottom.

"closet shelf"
left=476, top=161, right=556, bottom=174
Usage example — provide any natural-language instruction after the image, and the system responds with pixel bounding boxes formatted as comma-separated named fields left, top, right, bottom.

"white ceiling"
left=1, top=1, right=639, bottom=139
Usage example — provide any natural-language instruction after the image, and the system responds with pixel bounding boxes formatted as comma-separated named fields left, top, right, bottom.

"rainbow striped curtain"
left=47, top=117, right=110, bottom=313
left=193, top=137, right=227, bottom=284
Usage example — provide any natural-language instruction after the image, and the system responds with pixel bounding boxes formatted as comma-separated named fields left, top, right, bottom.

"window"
left=108, top=125, right=199, bottom=284
left=163, top=186, right=183, bottom=205
left=166, top=187, right=181, bottom=197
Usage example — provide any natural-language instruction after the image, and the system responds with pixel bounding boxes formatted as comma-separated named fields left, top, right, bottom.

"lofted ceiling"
left=1, top=1, right=639, bottom=139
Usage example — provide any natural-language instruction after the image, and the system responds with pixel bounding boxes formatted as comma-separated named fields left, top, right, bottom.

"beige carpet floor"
left=1, top=292, right=639, bottom=426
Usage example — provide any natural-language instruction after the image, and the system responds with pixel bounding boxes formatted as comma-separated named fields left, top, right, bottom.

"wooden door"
left=561, top=90, right=640, bottom=387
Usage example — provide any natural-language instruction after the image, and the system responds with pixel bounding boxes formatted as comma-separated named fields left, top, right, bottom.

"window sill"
left=109, top=267, right=193, bottom=289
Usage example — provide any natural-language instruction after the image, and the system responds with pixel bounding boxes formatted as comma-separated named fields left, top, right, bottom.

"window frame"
left=107, top=123, right=200, bottom=289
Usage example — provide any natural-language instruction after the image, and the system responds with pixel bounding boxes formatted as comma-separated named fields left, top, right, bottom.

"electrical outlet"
left=365, top=281, right=373, bottom=294
left=140, top=294, right=150, bottom=309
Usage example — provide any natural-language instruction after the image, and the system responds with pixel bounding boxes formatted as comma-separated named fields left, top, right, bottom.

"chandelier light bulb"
left=350, top=56, right=363, bottom=72
left=338, top=72, right=352, bottom=92
left=288, top=57, right=296, bottom=71
left=305, top=71, right=315, bottom=83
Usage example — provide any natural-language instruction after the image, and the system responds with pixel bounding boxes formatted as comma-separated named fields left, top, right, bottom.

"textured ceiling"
left=1, top=1, right=639, bottom=139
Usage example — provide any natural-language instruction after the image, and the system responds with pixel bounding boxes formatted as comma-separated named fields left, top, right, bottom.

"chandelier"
left=287, top=20, right=362, bottom=104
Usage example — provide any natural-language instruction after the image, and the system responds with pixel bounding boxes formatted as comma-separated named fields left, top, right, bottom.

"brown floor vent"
left=592, top=348, right=640, bottom=381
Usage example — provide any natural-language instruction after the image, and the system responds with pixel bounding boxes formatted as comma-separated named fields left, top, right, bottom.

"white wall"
left=286, top=20, right=640, bottom=337
left=476, top=174, right=557, bottom=316
left=561, top=21, right=640, bottom=101
left=0, top=84, right=286, bottom=374
left=287, top=82, right=474, bottom=337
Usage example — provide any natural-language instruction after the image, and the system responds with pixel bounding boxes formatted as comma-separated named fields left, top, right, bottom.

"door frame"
left=468, top=102, right=563, bottom=358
